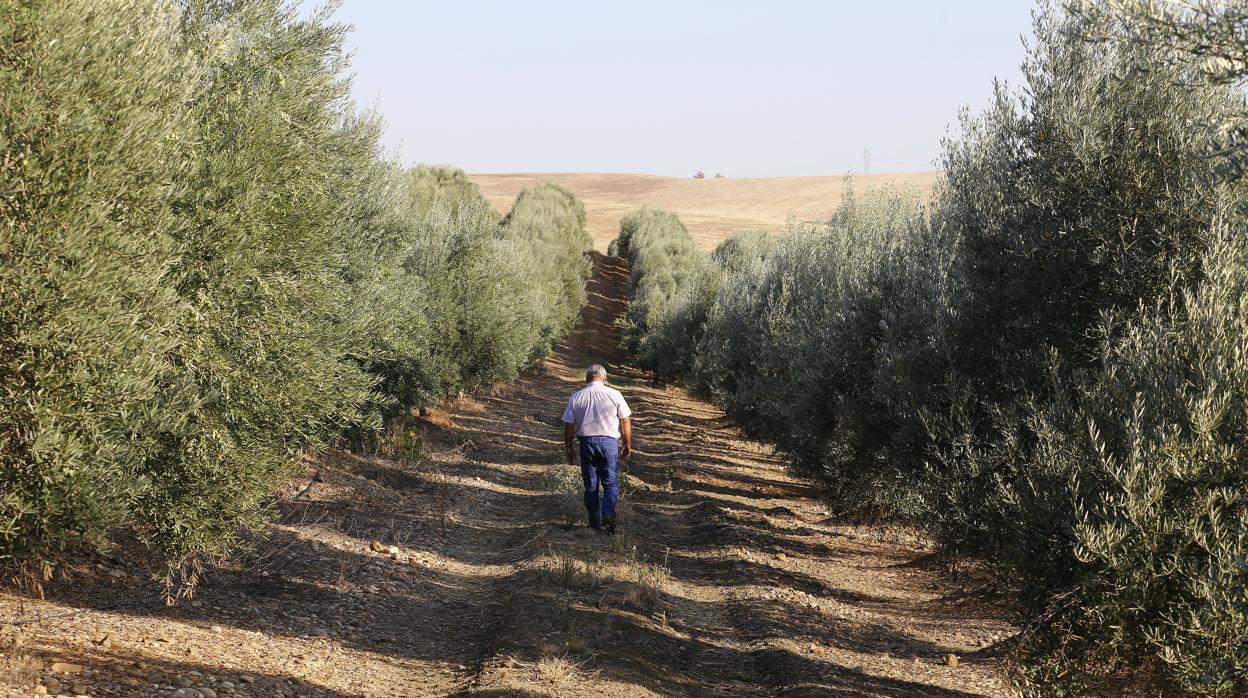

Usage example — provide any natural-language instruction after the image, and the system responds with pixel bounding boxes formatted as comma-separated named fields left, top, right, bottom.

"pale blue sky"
left=328, top=1, right=1035, bottom=177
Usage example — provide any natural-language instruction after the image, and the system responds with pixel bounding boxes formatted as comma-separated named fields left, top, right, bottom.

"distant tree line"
left=0, top=0, right=591, bottom=589
left=612, top=2, right=1248, bottom=694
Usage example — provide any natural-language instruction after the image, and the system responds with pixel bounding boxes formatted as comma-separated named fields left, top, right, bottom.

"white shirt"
left=561, top=380, right=632, bottom=438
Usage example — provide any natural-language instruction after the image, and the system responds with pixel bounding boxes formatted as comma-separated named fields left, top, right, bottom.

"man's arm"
left=619, top=417, right=632, bottom=459
left=563, top=421, right=576, bottom=465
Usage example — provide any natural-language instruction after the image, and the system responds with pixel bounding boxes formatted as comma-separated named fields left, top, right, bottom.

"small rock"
left=210, top=625, right=223, bottom=633
left=368, top=541, right=386, bottom=553
left=386, top=545, right=399, bottom=555
left=71, top=685, right=89, bottom=696
left=43, top=679, right=60, bottom=692
left=50, top=663, right=83, bottom=674
left=200, top=688, right=218, bottom=698
left=33, top=687, right=47, bottom=696
left=945, top=653, right=959, bottom=668
left=239, top=675, right=255, bottom=685
left=775, top=552, right=786, bottom=561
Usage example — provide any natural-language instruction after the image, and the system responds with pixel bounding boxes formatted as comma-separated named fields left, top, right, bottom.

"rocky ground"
left=0, top=253, right=1018, bottom=697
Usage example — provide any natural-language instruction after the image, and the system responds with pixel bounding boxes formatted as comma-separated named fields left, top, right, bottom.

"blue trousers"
left=578, top=436, right=619, bottom=528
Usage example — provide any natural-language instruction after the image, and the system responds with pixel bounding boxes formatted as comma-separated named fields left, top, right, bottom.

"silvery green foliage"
left=610, top=208, right=714, bottom=371
left=615, top=3, right=1248, bottom=690
left=1073, top=0, right=1248, bottom=181
left=927, top=0, right=1239, bottom=545
left=696, top=188, right=955, bottom=510
left=643, top=232, right=774, bottom=383
left=0, top=0, right=594, bottom=578
left=951, top=222, right=1248, bottom=696
left=928, top=3, right=1248, bottom=691
left=501, top=184, right=594, bottom=361
left=0, top=0, right=202, bottom=566
left=376, top=169, right=561, bottom=409
left=142, top=0, right=393, bottom=566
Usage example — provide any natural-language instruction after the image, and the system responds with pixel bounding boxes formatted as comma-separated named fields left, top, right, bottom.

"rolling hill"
left=471, top=171, right=941, bottom=250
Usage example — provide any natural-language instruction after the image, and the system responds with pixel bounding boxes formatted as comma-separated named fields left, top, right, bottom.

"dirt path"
left=0, top=253, right=1016, bottom=697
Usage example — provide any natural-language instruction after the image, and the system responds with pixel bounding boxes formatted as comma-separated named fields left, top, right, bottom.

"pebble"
left=50, top=663, right=83, bottom=674
left=775, top=552, right=786, bottom=561
left=71, top=685, right=88, bottom=696
left=200, top=688, right=217, bottom=698
left=945, top=653, right=959, bottom=668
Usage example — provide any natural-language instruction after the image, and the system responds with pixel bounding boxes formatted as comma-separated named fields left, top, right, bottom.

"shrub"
left=642, top=230, right=774, bottom=385
left=0, top=0, right=596, bottom=581
left=613, top=2, right=1248, bottom=690
left=697, top=189, right=953, bottom=510
left=500, top=184, right=594, bottom=360
left=971, top=222, right=1248, bottom=695
left=135, top=0, right=392, bottom=567
left=0, top=0, right=202, bottom=569
left=921, top=3, right=1248, bottom=692
left=609, top=208, right=711, bottom=370
left=404, top=164, right=491, bottom=218
left=371, top=174, right=591, bottom=413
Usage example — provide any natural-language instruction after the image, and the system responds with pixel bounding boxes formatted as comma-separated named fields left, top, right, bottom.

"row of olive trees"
left=612, top=2, right=1247, bottom=693
left=0, top=0, right=591, bottom=586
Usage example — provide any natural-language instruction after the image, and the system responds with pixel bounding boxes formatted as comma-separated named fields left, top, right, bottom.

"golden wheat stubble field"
left=471, top=171, right=941, bottom=250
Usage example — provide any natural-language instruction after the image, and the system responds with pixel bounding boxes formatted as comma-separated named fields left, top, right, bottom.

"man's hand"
left=620, top=417, right=633, bottom=460
left=565, top=446, right=576, bottom=465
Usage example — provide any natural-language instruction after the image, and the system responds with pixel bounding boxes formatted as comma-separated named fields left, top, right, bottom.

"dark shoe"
left=602, top=517, right=616, bottom=535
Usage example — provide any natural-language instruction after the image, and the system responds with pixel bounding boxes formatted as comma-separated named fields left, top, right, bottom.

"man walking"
left=562, top=364, right=632, bottom=534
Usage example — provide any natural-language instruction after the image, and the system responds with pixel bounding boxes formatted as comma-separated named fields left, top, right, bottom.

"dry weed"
left=0, top=652, right=40, bottom=690
left=614, top=545, right=670, bottom=611
left=526, top=654, right=599, bottom=689
left=531, top=552, right=610, bottom=590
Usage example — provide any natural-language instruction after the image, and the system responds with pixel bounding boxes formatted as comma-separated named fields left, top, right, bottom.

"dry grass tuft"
left=526, top=654, right=599, bottom=689
left=0, top=652, right=40, bottom=689
left=531, top=552, right=611, bottom=590
left=618, top=552, right=671, bottom=611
